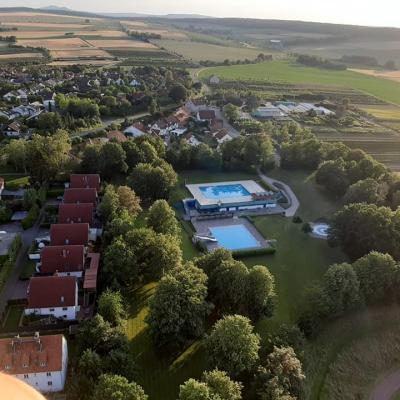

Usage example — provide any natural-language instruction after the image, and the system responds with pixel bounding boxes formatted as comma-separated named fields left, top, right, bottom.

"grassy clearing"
left=199, top=60, right=400, bottom=106
left=2, top=305, right=24, bottom=331
left=153, top=39, right=264, bottom=62
left=4, top=175, right=30, bottom=189
left=304, top=306, right=400, bottom=400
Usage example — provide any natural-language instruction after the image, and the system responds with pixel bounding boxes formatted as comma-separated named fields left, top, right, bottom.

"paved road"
left=258, top=170, right=300, bottom=217
left=370, top=370, right=400, bottom=400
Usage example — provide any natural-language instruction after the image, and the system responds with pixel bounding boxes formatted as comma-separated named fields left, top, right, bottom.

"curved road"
left=258, top=170, right=300, bottom=217
left=370, top=370, right=400, bottom=400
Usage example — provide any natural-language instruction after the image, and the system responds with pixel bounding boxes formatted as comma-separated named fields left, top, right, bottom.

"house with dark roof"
left=197, top=109, right=216, bottom=122
left=69, top=174, right=100, bottom=191
left=25, top=276, right=79, bottom=320
left=0, top=333, right=68, bottom=393
left=58, top=203, right=94, bottom=226
left=63, top=188, right=97, bottom=206
left=50, top=223, right=89, bottom=246
left=40, top=245, right=85, bottom=277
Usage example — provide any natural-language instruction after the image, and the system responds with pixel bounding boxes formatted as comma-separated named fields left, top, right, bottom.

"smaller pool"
left=200, top=184, right=250, bottom=199
left=210, top=224, right=260, bottom=250
left=312, top=223, right=330, bottom=238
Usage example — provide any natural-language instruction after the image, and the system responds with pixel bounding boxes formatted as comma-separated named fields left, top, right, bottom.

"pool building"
left=185, top=180, right=282, bottom=214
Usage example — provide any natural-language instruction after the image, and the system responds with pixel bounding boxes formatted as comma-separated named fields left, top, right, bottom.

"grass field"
left=126, top=168, right=346, bottom=399
left=2, top=305, right=24, bottom=331
left=304, top=306, right=400, bottom=400
left=154, top=39, right=264, bottom=62
left=199, top=60, right=400, bottom=105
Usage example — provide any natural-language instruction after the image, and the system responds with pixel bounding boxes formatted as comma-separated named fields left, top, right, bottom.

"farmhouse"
left=58, top=203, right=94, bottom=225
left=0, top=333, right=68, bottom=393
left=40, top=245, right=85, bottom=277
left=69, top=174, right=101, bottom=191
left=25, top=276, right=79, bottom=321
left=213, top=129, right=232, bottom=145
left=50, top=223, right=89, bottom=246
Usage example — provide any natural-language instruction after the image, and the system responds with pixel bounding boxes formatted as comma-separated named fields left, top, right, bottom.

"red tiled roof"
left=27, top=276, right=77, bottom=308
left=83, top=253, right=100, bottom=291
left=70, top=174, right=100, bottom=191
left=107, top=130, right=127, bottom=143
left=40, top=245, right=85, bottom=274
left=0, top=334, right=64, bottom=375
left=198, top=110, right=216, bottom=120
left=63, top=188, right=97, bottom=205
left=50, top=223, right=89, bottom=246
left=58, top=203, right=94, bottom=225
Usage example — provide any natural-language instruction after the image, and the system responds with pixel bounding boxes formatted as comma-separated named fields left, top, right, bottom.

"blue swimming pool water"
left=210, top=224, right=260, bottom=250
left=199, top=184, right=250, bottom=199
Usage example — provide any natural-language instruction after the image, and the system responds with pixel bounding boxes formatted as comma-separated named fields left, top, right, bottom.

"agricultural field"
left=153, top=39, right=265, bottom=62
left=121, top=20, right=188, bottom=39
left=199, top=60, right=400, bottom=105
left=17, top=37, right=91, bottom=49
left=351, top=68, right=400, bottom=83
left=87, top=39, right=158, bottom=49
left=0, top=52, right=43, bottom=60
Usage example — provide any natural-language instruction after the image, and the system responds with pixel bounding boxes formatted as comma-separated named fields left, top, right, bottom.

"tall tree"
left=97, top=289, right=126, bottom=327
left=206, top=315, right=260, bottom=377
left=146, top=199, right=180, bottom=237
left=92, top=374, right=147, bottom=400
left=146, top=264, right=211, bottom=348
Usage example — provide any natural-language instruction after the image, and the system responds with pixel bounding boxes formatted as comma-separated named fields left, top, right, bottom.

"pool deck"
left=192, top=216, right=269, bottom=252
left=186, top=180, right=266, bottom=207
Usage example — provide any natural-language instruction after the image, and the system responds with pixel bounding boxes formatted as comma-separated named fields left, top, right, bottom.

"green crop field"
left=153, top=39, right=265, bottom=62
left=199, top=60, right=400, bottom=105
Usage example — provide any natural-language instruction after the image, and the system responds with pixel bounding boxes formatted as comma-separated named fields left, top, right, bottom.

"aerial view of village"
left=0, top=1, right=400, bottom=399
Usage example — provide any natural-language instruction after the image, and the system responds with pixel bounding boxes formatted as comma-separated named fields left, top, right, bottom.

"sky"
left=2, top=0, right=400, bottom=28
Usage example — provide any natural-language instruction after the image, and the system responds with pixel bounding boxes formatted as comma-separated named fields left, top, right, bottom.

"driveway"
left=258, top=170, right=300, bottom=217
left=0, top=211, right=49, bottom=318
left=370, top=370, right=400, bottom=400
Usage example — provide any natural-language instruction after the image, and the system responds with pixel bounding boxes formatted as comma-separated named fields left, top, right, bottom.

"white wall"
left=13, top=338, right=68, bottom=393
left=25, top=305, right=79, bottom=320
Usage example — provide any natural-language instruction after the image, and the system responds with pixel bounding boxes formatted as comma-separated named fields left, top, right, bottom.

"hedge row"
left=0, top=235, right=22, bottom=295
left=21, top=204, right=40, bottom=230
left=232, top=246, right=276, bottom=258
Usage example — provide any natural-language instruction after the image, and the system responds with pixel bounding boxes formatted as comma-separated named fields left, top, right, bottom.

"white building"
left=0, top=333, right=68, bottom=393
left=209, top=75, right=220, bottom=85
left=25, top=276, right=80, bottom=321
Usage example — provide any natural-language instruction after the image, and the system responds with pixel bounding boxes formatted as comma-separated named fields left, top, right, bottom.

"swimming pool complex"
left=209, top=224, right=261, bottom=250
left=199, top=184, right=250, bottom=199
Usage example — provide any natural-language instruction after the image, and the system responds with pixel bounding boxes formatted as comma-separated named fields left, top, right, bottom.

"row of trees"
left=300, top=251, right=400, bottom=337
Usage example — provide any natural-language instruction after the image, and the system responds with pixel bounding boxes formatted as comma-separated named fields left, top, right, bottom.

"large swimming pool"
left=210, top=224, right=261, bottom=250
left=199, top=184, right=250, bottom=199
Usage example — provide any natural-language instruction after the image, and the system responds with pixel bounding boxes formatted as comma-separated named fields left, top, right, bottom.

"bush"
left=302, top=223, right=312, bottom=233
left=292, top=216, right=303, bottom=224
left=232, top=247, right=276, bottom=258
left=21, top=204, right=40, bottom=230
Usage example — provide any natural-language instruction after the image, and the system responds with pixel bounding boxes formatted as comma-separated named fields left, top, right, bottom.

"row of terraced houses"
left=0, top=174, right=102, bottom=393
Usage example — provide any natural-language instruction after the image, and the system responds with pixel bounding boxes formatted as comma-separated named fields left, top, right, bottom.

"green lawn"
left=19, top=260, right=36, bottom=280
left=2, top=305, right=24, bottom=331
left=199, top=60, right=400, bottom=106
left=126, top=168, right=347, bottom=400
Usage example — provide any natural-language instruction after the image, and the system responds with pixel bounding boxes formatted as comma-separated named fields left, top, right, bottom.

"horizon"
left=1, top=1, right=400, bottom=29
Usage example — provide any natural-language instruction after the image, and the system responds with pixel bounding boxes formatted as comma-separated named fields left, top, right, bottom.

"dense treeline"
left=299, top=251, right=400, bottom=337
left=296, top=54, right=347, bottom=70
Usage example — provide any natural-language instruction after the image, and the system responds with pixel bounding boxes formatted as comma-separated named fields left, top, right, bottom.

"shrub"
left=232, top=247, right=276, bottom=258
left=0, top=235, right=22, bottom=293
left=292, top=216, right=303, bottom=224
left=21, top=204, right=40, bottom=230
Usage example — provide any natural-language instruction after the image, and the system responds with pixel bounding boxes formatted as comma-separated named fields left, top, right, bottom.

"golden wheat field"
left=87, top=39, right=157, bottom=49
left=351, top=69, right=400, bottom=83
left=18, top=37, right=91, bottom=49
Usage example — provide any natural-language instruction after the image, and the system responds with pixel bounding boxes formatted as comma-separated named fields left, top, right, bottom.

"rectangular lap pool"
left=210, top=224, right=261, bottom=250
left=199, top=184, right=250, bottom=199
